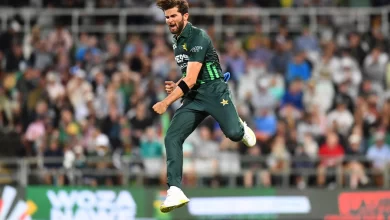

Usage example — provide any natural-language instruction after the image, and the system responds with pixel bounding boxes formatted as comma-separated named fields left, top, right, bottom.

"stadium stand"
left=0, top=0, right=390, bottom=189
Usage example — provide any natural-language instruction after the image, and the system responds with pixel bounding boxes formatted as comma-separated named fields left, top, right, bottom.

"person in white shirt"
left=66, top=68, right=94, bottom=121
left=46, top=72, right=65, bottom=102
left=333, top=55, right=362, bottom=99
left=327, top=98, right=354, bottom=137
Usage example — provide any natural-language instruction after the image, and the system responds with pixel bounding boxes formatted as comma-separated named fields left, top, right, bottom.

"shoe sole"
left=160, top=199, right=190, bottom=213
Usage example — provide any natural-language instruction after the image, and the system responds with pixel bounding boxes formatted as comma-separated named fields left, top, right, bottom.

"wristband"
left=178, top=80, right=190, bottom=95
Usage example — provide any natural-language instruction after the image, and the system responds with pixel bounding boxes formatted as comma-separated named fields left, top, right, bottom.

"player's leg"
left=202, top=80, right=256, bottom=146
left=161, top=99, right=208, bottom=213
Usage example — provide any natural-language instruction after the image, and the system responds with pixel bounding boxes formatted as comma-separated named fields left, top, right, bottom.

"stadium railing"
left=0, top=156, right=388, bottom=188
left=0, top=7, right=389, bottom=42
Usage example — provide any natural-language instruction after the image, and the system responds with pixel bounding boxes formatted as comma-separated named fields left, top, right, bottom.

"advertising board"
left=0, top=185, right=30, bottom=220
left=26, top=186, right=145, bottom=220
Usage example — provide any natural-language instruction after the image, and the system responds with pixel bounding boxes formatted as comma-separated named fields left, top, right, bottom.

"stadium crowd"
left=1, top=1, right=390, bottom=189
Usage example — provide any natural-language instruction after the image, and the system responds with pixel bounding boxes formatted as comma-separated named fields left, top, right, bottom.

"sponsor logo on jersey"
left=190, top=46, right=203, bottom=53
left=175, top=54, right=189, bottom=63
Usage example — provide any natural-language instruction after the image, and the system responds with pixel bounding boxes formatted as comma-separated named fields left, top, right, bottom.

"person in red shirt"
left=317, top=131, right=345, bottom=186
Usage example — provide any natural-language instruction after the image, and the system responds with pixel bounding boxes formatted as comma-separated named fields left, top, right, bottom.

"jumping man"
left=152, top=0, right=256, bottom=213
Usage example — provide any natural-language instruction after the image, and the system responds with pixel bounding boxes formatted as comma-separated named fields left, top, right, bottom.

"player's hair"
left=156, top=0, right=189, bottom=15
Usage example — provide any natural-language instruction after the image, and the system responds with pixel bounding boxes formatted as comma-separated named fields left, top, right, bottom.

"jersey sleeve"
left=188, top=32, right=210, bottom=63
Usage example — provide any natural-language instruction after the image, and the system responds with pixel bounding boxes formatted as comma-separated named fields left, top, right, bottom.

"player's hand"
left=165, top=81, right=176, bottom=94
left=153, top=101, right=168, bottom=114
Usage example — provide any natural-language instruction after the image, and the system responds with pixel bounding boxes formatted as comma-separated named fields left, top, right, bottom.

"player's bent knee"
left=164, top=134, right=184, bottom=150
left=225, top=129, right=244, bottom=142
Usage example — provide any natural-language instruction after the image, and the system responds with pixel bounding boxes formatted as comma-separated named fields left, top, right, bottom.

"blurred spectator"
left=302, top=134, right=319, bottom=160
left=42, top=140, right=64, bottom=185
left=366, top=131, right=390, bottom=186
left=254, top=108, right=277, bottom=144
left=327, top=97, right=354, bottom=137
left=280, top=79, right=304, bottom=112
left=23, top=25, right=42, bottom=60
left=66, top=67, right=94, bottom=121
left=223, top=40, right=247, bottom=81
left=150, top=36, right=171, bottom=78
left=249, top=77, right=278, bottom=112
left=297, top=112, right=323, bottom=143
left=130, top=102, right=154, bottom=146
left=5, top=43, right=26, bottom=73
left=312, top=42, right=340, bottom=82
left=303, top=79, right=335, bottom=113
left=101, top=105, right=122, bottom=149
left=187, top=126, right=219, bottom=179
left=366, top=27, right=389, bottom=50
left=140, top=127, right=163, bottom=158
left=363, top=46, right=389, bottom=90
left=243, top=145, right=271, bottom=188
left=269, top=39, right=293, bottom=75
left=0, top=20, right=21, bottom=56
left=348, top=32, right=367, bottom=66
left=46, top=72, right=65, bottom=103
left=331, top=82, right=354, bottom=114
left=286, top=50, right=311, bottom=83
left=247, top=36, right=273, bottom=66
left=295, top=27, right=320, bottom=61
left=334, top=54, right=362, bottom=98
left=317, top=132, right=345, bottom=187
left=140, top=126, right=164, bottom=185
left=345, top=133, right=369, bottom=189
left=47, top=23, right=73, bottom=54
left=267, top=135, right=291, bottom=185
left=28, top=40, right=54, bottom=71
left=293, top=136, right=318, bottom=189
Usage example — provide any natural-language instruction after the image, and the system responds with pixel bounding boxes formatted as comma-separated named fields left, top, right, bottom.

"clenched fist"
left=165, top=81, right=176, bottom=94
left=153, top=101, right=168, bottom=114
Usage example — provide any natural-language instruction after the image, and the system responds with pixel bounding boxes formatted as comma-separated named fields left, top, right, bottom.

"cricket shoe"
left=160, top=186, right=190, bottom=213
left=240, top=118, right=256, bottom=147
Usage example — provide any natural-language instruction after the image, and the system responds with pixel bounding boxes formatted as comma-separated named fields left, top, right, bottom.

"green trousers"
left=164, top=79, right=244, bottom=188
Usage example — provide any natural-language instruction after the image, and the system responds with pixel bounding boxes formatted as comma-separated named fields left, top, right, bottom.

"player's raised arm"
left=152, top=62, right=202, bottom=114
left=162, top=33, right=210, bottom=102
left=153, top=34, right=209, bottom=114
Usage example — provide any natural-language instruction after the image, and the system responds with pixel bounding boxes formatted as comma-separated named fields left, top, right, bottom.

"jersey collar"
left=174, top=22, right=192, bottom=41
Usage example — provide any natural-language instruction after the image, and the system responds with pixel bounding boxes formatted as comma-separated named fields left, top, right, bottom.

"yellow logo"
left=182, top=43, right=187, bottom=51
left=220, top=99, right=229, bottom=106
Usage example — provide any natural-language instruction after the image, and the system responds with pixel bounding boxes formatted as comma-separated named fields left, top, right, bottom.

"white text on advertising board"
left=47, top=189, right=137, bottom=220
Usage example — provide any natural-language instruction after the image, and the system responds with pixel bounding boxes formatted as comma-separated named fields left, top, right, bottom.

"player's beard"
left=169, top=18, right=185, bottom=35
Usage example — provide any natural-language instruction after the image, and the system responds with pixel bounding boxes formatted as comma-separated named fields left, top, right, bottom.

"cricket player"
left=152, top=0, right=256, bottom=213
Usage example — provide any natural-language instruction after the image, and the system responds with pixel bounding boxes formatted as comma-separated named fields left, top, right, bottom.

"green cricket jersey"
left=172, top=22, right=223, bottom=85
